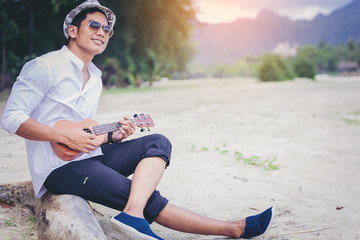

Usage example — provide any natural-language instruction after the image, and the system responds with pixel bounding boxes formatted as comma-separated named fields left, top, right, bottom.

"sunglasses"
left=82, top=20, right=113, bottom=38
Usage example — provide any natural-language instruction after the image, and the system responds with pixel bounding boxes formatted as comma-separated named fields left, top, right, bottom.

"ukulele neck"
left=92, top=122, right=122, bottom=135
left=91, top=114, right=153, bottom=136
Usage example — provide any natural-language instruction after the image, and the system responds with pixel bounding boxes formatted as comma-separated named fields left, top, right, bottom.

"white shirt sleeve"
left=1, top=57, right=50, bottom=134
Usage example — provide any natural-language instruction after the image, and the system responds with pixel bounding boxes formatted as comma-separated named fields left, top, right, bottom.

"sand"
left=0, top=76, right=359, bottom=239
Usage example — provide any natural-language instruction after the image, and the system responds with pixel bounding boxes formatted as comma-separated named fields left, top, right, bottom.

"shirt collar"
left=88, top=61, right=102, bottom=78
left=61, top=45, right=102, bottom=78
left=61, top=45, right=84, bottom=71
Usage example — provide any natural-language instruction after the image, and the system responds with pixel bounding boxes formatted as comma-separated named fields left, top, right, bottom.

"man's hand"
left=16, top=118, right=99, bottom=154
left=59, top=127, right=97, bottom=154
left=112, top=116, right=136, bottom=142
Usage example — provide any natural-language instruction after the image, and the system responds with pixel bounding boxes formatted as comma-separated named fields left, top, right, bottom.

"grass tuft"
left=192, top=144, right=280, bottom=171
left=4, top=217, right=17, bottom=227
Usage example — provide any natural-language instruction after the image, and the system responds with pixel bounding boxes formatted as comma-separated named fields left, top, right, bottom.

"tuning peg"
left=133, top=114, right=138, bottom=118
left=147, top=127, right=150, bottom=131
left=140, top=128, right=145, bottom=132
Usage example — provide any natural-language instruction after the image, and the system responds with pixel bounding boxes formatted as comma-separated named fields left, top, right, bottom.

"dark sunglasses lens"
left=103, top=26, right=111, bottom=33
left=89, top=21, right=101, bottom=30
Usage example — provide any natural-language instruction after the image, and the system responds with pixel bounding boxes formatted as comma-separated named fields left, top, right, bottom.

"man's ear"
left=68, top=25, right=78, bottom=39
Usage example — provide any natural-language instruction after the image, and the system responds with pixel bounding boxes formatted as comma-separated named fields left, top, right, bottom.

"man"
left=1, top=1, right=274, bottom=239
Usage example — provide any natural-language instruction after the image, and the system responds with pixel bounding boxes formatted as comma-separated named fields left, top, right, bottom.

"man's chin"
left=91, top=46, right=106, bottom=55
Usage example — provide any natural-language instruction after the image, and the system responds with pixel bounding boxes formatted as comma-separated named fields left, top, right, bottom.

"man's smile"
left=91, top=38, right=104, bottom=45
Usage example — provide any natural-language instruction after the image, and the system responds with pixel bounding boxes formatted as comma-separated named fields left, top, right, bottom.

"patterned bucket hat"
left=63, top=0, right=116, bottom=38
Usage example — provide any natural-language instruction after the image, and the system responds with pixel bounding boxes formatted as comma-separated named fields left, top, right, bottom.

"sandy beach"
left=0, top=76, right=359, bottom=239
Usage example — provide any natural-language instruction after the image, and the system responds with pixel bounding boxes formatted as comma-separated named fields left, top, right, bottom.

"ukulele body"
left=50, top=119, right=105, bottom=161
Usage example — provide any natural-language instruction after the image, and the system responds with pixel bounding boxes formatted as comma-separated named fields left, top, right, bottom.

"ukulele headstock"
left=133, top=114, right=155, bottom=132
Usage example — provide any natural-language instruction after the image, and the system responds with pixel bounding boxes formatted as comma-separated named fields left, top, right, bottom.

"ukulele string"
left=93, top=122, right=122, bottom=135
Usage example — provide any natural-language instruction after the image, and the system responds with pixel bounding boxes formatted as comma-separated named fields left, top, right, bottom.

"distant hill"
left=191, top=0, right=360, bottom=66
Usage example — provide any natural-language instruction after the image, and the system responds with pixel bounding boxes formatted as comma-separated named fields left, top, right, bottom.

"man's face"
left=73, top=11, right=110, bottom=56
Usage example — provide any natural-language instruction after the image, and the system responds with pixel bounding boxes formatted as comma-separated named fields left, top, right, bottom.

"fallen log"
left=0, top=181, right=107, bottom=239
left=0, top=181, right=35, bottom=210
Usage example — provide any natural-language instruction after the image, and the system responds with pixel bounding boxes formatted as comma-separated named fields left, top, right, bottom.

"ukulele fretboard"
left=93, top=122, right=121, bottom=135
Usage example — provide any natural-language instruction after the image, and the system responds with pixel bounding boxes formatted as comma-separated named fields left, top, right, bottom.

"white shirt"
left=1, top=46, right=103, bottom=198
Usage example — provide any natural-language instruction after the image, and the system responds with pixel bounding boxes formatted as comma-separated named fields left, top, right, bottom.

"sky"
left=195, top=0, right=355, bottom=23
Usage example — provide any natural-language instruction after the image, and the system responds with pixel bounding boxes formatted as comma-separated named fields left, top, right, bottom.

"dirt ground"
left=0, top=76, right=359, bottom=239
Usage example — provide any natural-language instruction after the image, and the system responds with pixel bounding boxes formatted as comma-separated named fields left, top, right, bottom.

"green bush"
left=293, top=57, right=317, bottom=79
left=257, top=54, right=295, bottom=82
left=102, top=58, right=125, bottom=87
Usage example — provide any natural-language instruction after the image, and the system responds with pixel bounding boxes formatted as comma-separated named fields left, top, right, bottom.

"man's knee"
left=150, top=134, right=172, bottom=148
left=143, top=134, right=172, bottom=167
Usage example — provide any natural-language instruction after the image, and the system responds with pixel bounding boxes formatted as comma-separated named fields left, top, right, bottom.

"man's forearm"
left=16, top=118, right=60, bottom=142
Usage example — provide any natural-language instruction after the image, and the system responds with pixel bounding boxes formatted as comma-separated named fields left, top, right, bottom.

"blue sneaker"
left=110, top=212, right=164, bottom=240
left=240, top=207, right=275, bottom=239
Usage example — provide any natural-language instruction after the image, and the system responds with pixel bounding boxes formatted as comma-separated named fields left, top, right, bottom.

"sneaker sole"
left=110, top=217, right=158, bottom=240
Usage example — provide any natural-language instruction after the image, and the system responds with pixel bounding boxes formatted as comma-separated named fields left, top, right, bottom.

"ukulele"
left=50, top=114, right=154, bottom=161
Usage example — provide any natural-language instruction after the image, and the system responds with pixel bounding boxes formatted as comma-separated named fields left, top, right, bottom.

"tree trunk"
left=0, top=181, right=35, bottom=209
left=28, top=0, right=34, bottom=55
left=0, top=181, right=107, bottom=240
left=149, top=71, right=154, bottom=87
left=1, top=8, right=7, bottom=91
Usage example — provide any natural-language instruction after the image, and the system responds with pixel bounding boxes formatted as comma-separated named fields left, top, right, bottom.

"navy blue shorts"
left=44, top=134, right=172, bottom=223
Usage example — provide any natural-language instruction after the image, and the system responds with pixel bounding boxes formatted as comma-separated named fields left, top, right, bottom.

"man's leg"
left=100, top=134, right=172, bottom=239
left=110, top=153, right=243, bottom=238
left=110, top=156, right=168, bottom=240
left=105, top=135, right=273, bottom=239
left=110, top=150, right=272, bottom=239
left=156, top=204, right=245, bottom=238
left=113, top=157, right=273, bottom=239
left=100, top=134, right=171, bottom=222
left=123, top=157, right=166, bottom=219
left=155, top=205, right=275, bottom=239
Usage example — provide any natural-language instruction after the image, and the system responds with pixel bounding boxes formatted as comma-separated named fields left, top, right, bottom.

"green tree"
left=0, top=0, right=197, bottom=91
left=293, top=57, right=317, bottom=79
left=97, top=0, right=196, bottom=86
left=0, top=0, right=18, bottom=90
left=102, top=57, right=126, bottom=87
left=0, top=0, right=76, bottom=91
left=296, top=45, right=339, bottom=73
left=347, top=38, right=356, bottom=61
left=257, top=54, right=295, bottom=82
left=356, top=38, right=360, bottom=66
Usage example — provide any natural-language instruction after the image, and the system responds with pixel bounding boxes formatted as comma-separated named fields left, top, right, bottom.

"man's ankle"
left=231, top=219, right=246, bottom=238
left=123, top=206, right=145, bottom=219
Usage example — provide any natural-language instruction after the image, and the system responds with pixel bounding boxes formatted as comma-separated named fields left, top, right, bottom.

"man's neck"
left=66, top=43, right=92, bottom=88
left=67, top=43, right=93, bottom=68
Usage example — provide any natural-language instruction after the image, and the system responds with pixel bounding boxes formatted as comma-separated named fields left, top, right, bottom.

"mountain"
left=191, top=0, right=360, bottom=66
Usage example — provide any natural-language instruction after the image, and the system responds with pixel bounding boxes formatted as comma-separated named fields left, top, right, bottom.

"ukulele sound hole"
left=83, top=128, right=92, bottom=134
